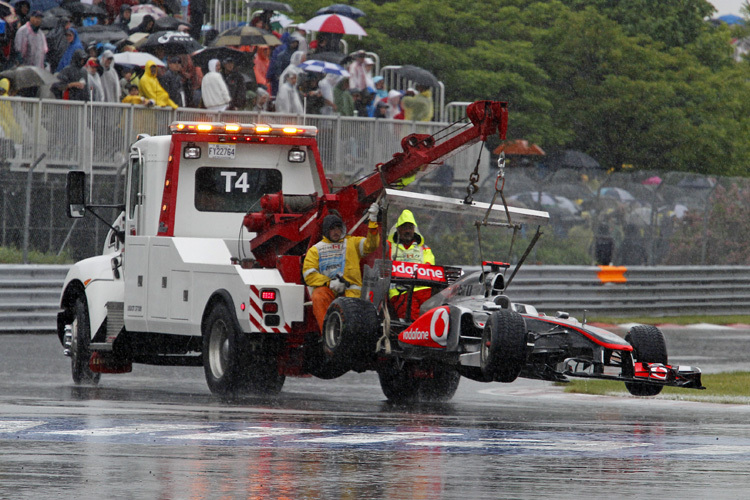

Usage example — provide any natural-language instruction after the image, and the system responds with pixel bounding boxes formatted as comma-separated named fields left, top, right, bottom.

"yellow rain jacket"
left=138, top=60, right=178, bottom=109
left=388, top=209, right=435, bottom=298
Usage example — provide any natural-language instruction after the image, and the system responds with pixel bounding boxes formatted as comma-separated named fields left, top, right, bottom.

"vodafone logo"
left=391, top=262, right=446, bottom=281
left=429, top=307, right=449, bottom=346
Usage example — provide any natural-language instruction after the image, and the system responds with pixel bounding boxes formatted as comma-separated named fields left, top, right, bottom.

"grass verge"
left=590, top=315, right=750, bottom=326
left=562, top=372, right=750, bottom=404
left=0, top=246, right=72, bottom=264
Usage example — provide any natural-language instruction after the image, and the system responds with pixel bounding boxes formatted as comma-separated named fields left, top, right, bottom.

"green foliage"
left=0, top=246, right=72, bottom=264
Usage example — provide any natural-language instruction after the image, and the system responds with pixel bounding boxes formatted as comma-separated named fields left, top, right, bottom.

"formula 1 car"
left=318, top=187, right=704, bottom=402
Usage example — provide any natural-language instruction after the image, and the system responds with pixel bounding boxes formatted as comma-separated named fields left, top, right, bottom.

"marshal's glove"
left=368, top=202, right=380, bottom=222
left=329, top=278, right=346, bottom=294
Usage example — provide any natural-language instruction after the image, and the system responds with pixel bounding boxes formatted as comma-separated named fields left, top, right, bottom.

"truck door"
left=124, top=149, right=148, bottom=326
left=125, top=149, right=144, bottom=236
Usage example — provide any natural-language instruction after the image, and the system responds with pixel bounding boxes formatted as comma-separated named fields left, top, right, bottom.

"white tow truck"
left=58, top=101, right=515, bottom=397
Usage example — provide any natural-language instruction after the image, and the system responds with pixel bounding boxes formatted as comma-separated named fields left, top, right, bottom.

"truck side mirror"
left=66, top=170, right=86, bottom=218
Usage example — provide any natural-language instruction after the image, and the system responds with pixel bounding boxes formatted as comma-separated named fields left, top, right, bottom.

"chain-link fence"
left=2, top=97, right=745, bottom=265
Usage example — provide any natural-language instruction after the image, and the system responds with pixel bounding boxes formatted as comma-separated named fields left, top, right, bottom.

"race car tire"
left=203, top=301, right=246, bottom=396
left=418, top=364, right=461, bottom=402
left=377, top=361, right=460, bottom=403
left=71, top=297, right=101, bottom=386
left=323, top=297, right=379, bottom=370
left=480, top=309, right=527, bottom=383
left=377, top=360, right=420, bottom=403
left=624, top=325, right=668, bottom=397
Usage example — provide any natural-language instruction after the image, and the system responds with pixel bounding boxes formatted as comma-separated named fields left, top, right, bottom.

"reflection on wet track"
left=1, top=329, right=750, bottom=498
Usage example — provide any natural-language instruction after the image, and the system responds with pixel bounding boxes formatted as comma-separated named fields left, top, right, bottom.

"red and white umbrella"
left=299, top=13, right=367, bottom=35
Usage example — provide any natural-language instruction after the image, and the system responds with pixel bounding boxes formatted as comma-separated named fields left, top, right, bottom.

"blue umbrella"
left=314, top=4, right=365, bottom=19
left=718, top=14, right=744, bottom=25
left=11, top=0, right=59, bottom=11
left=298, top=59, right=349, bottom=77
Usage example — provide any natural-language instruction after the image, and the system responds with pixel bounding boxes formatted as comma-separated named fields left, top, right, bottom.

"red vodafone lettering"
left=391, top=261, right=446, bottom=282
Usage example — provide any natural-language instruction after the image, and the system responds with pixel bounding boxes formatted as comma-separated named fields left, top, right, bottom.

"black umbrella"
left=0, top=65, right=57, bottom=89
left=40, top=7, right=70, bottom=29
left=547, top=150, right=602, bottom=170
left=310, top=51, right=347, bottom=64
left=191, top=46, right=252, bottom=72
left=314, top=4, right=365, bottom=19
left=160, top=0, right=181, bottom=15
left=77, top=25, right=128, bottom=45
left=210, top=25, right=280, bottom=47
left=62, top=1, right=107, bottom=18
left=139, top=30, right=203, bottom=55
left=395, top=65, right=439, bottom=88
left=154, top=15, right=189, bottom=31
left=245, top=1, right=292, bottom=13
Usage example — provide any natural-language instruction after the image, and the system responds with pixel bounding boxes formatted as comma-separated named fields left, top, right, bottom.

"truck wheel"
left=418, top=364, right=461, bottom=402
left=377, top=360, right=421, bottom=403
left=624, top=325, right=668, bottom=397
left=71, top=298, right=100, bottom=385
left=480, top=309, right=527, bottom=383
left=323, top=297, right=379, bottom=369
left=244, top=355, right=285, bottom=396
left=203, top=302, right=245, bottom=395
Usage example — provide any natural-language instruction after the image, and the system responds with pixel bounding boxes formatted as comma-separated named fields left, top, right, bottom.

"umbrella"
left=314, top=4, right=365, bottom=19
left=139, top=30, right=203, bottom=55
left=548, top=149, right=602, bottom=170
left=63, top=1, right=106, bottom=18
left=210, top=25, right=280, bottom=47
left=299, top=13, right=366, bottom=36
left=269, top=12, right=293, bottom=29
left=129, top=3, right=166, bottom=17
left=298, top=59, right=349, bottom=77
left=40, top=6, right=70, bottom=29
left=308, top=51, right=347, bottom=64
left=0, top=65, right=57, bottom=89
left=12, top=0, right=57, bottom=11
left=641, top=176, right=662, bottom=186
left=394, top=64, right=439, bottom=87
left=191, top=46, right=252, bottom=71
left=77, top=25, right=128, bottom=45
left=245, top=1, right=292, bottom=13
left=493, top=139, right=545, bottom=156
left=112, top=51, right=165, bottom=67
left=718, top=14, right=744, bottom=25
left=154, top=15, right=189, bottom=31
left=600, top=187, right=636, bottom=202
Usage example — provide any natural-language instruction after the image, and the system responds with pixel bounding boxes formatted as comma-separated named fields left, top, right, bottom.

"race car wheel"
left=419, top=364, right=461, bottom=402
left=377, top=360, right=420, bottom=403
left=70, top=298, right=101, bottom=386
left=480, top=309, right=527, bottom=383
left=203, top=301, right=246, bottom=396
left=323, top=297, right=379, bottom=369
left=624, top=325, right=668, bottom=397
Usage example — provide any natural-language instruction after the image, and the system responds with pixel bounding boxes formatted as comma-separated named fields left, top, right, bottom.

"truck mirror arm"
left=86, top=204, right=127, bottom=243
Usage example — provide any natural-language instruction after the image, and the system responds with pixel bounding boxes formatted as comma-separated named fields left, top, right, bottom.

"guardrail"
left=4, top=264, right=750, bottom=334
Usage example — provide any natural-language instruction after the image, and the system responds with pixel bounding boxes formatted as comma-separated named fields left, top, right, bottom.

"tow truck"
left=59, top=100, right=703, bottom=400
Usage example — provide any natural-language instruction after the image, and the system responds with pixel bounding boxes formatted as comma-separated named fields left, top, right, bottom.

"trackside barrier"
left=6, top=264, right=750, bottom=334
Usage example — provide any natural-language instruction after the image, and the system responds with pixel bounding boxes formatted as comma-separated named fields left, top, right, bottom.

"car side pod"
left=633, top=362, right=705, bottom=390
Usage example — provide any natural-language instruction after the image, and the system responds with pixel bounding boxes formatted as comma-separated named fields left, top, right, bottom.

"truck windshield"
left=194, top=167, right=282, bottom=213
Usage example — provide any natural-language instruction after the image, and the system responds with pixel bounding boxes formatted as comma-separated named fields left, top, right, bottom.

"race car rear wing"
left=383, top=189, right=550, bottom=227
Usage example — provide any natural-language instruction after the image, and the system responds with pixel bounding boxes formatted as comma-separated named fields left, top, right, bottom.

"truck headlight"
left=288, top=148, right=305, bottom=163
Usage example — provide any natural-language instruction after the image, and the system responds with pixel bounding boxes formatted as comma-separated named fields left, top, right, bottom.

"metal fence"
left=5, top=264, right=750, bottom=334
left=2, top=96, right=749, bottom=266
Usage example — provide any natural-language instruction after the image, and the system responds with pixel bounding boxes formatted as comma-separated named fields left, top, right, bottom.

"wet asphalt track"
left=2, top=327, right=750, bottom=499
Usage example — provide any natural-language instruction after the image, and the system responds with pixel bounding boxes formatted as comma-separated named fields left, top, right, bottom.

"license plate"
left=208, top=143, right=236, bottom=159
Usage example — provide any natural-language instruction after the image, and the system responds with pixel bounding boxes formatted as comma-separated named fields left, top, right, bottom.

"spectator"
left=188, top=0, right=206, bottom=41
left=387, top=89, right=404, bottom=119
left=84, top=57, right=104, bottom=102
left=274, top=69, right=303, bottom=115
left=401, top=84, right=434, bottom=121
left=253, top=45, right=270, bottom=88
left=55, top=28, right=83, bottom=73
left=14, top=1, right=30, bottom=28
left=368, top=75, right=387, bottom=116
left=364, top=56, right=376, bottom=89
left=46, top=16, right=73, bottom=73
left=333, top=77, right=354, bottom=116
left=113, top=5, right=133, bottom=33
left=201, top=58, right=230, bottom=111
left=14, top=10, right=46, bottom=68
left=221, top=57, right=246, bottom=110
left=347, top=50, right=367, bottom=91
left=0, top=78, right=23, bottom=150
left=139, top=59, right=178, bottom=108
left=129, top=14, right=155, bottom=35
left=298, top=72, right=324, bottom=115
left=178, top=53, right=202, bottom=107
left=266, top=32, right=303, bottom=96
left=119, top=66, right=138, bottom=100
left=159, top=55, right=185, bottom=107
left=121, top=83, right=150, bottom=105
left=52, top=49, right=88, bottom=100
left=318, top=73, right=338, bottom=115
left=252, top=85, right=270, bottom=112
left=98, top=50, right=120, bottom=103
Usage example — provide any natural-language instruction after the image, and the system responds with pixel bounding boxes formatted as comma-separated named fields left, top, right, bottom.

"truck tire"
left=323, top=297, right=379, bottom=370
left=244, top=354, right=285, bottom=396
left=71, top=298, right=101, bottom=385
left=480, top=309, right=527, bottom=383
left=203, top=302, right=246, bottom=395
left=377, top=361, right=460, bottom=403
left=624, top=325, right=668, bottom=397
